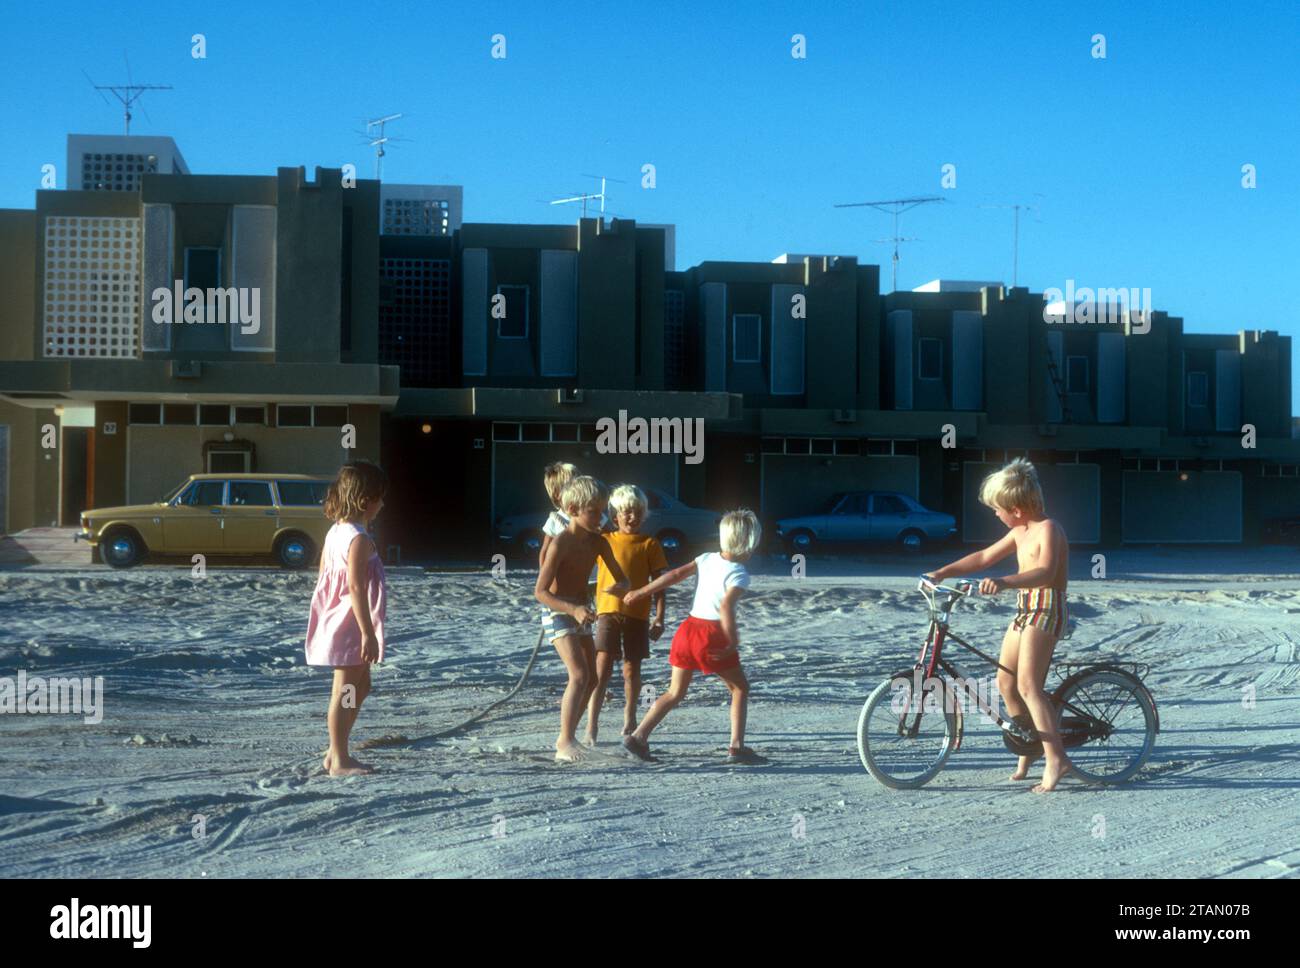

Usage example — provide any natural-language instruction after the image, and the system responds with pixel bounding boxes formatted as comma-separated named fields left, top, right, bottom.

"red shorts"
left=668, top=616, right=740, bottom=675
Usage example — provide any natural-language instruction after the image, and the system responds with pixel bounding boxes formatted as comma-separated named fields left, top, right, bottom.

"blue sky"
left=3, top=0, right=1297, bottom=410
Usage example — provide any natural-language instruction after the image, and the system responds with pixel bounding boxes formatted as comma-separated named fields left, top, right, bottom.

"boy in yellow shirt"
left=586, top=484, right=668, bottom=745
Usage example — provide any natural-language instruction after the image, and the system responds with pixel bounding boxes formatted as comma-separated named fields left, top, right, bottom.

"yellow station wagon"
left=78, top=473, right=333, bottom=569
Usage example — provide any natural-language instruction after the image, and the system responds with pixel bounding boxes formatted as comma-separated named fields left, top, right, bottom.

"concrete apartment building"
left=3, top=137, right=1297, bottom=556
left=0, top=160, right=398, bottom=535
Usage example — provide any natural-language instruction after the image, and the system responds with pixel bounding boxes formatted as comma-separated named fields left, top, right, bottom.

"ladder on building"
left=1045, top=339, right=1073, bottom=423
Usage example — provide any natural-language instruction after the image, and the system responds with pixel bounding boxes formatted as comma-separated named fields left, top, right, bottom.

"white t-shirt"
left=690, top=552, right=751, bottom=621
left=543, top=511, right=570, bottom=537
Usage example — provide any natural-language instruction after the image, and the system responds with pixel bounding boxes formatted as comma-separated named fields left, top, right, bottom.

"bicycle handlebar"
left=917, top=574, right=981, bottom=597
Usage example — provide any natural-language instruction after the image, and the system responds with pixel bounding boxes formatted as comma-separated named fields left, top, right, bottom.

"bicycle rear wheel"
left=1055, top=669, right=1157, bottom=784
left=857, top=671, right=957, bottom=789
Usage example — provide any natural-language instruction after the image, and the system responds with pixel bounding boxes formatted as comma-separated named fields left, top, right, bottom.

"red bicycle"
left=857, top=576, right=1160, bottom=789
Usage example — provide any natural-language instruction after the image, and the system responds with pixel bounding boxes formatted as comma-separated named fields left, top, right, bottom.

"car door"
left=825, top=494, right=868, bottom=541
left=161, top=480, right=227, bottom=553
left=869, top=494, right=911, bottom=541
left=274, top=479, right=333, bottom=548
left=221, top=480, right=278, bottom=553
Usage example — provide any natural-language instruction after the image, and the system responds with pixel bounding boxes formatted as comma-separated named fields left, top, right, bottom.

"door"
left=825, top=493, right=869, bottom=541
left=61, top=427, right=91, bottom=526
left=870, top=493, right=912, bottom=541
left=163, top=480, right=227, bottom=553
left=221, top=480, right=278, bottom=552
left=208, top=450, right=251, bottom=473
left=0, top=425, right=8, bottom=534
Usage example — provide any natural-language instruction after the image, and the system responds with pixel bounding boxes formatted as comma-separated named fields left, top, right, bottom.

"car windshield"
left=824, top=492, right=847, bottom=513
left=161, top=480, right=189, bottom=503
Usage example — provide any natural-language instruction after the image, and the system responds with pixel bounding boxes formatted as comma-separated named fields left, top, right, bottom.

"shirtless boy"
left=927, top=458, right=1073, bottom=793
left=534, top=476, right=629, bottom=762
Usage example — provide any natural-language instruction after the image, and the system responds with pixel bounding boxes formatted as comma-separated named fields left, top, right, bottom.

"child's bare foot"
left=1033, top=759, right=1071, bottom=793
left=555, top=739, right=585, bottom=762
left=621, top=723, right=635, bottom=737
left=581, top=730, right=597, bottom=748
left=329, top=756, right=374, bottom=777
left=1010, top=754, right=1039, bottom=780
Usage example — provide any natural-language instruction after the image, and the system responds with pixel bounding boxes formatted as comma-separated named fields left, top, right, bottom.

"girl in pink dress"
left=305, top=461, right=388, bottom=776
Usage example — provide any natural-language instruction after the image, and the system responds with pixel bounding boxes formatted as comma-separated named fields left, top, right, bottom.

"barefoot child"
left=927, top=458, right=1073, bottom=793
left=305, top=461, right=388, bottom=777
left=535, top=476, right=629, bottom=762
left=585, top=485, right=668, bottom=746
left=622, top=509, right=765, bottom=765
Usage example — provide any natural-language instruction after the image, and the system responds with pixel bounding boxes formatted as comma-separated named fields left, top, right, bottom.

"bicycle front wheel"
left=1056, top=669, right=1158, bottom=784
left=857, top=671, right=957, bottom=789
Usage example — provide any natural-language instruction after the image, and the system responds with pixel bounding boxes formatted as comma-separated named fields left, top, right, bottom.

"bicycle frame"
left=897, top=577, right=1114, bottom=748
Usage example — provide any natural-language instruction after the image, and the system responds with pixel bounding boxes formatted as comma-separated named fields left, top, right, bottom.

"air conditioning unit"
left=558, top=388, right=584, bottom=404
left=832, top=408, right=857, bottom=424
left=171, top=360, right=202, bottom=379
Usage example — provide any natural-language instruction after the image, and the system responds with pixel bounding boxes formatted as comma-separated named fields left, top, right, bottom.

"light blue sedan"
left=776, top=491, right=957, bottom=553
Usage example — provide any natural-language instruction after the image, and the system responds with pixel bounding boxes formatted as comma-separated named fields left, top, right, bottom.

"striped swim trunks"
left=541, top=596, right=594, bottom=646
left=1012, top=587, right=1069, bottom=639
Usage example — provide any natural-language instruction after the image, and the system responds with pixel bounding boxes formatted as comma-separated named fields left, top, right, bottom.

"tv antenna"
left=549, top=174, right=627, bottom=220
left=834, top=195, right=945, bottom=292
left=85, top=56, right=172, bottom=135
left=360, top=113, right=408, bottom=180
left=979, top=195, right=1044, bottom=287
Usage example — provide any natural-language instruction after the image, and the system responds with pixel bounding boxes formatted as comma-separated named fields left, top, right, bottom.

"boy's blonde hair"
left=720, top=508, right=762, bottom=557
left=560, top=475, right=607, bottom=513
left=979, top=458, right=1044, bottom=515
left=608, top=484, right=648, bottom=517
left=544, top=462, right=578, bottom=508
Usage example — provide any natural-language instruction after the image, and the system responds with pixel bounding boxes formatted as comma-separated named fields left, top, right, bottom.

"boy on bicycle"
left=926, top=458, right=1073, bottom=793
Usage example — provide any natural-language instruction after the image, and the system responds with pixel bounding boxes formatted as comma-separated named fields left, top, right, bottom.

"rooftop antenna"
left=362, top=113, right=405, bottom=181
left=979, top=195, right=1044, bottom=287
left=834, top=195, right=945, bottom=292
left=87, top=54, right=172, bottom=135
left=550, top=174, right=626, bottom=220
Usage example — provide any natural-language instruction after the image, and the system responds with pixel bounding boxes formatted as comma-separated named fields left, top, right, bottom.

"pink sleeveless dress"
left=304, top=522, right=387, bottom=667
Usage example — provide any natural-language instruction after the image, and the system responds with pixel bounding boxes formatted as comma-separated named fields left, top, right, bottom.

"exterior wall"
left=0, top=210, right=36, bottom=361
left=492, top=440, right=677, bottom=521
left=962, top=460, right=1102, bottom=544
left=1122, top=470, right=1243, bottom=542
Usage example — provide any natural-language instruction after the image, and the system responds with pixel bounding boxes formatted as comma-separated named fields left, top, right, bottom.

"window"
left=313, top=406, right=348, bottom=427
left=834, top=494, right=869, bottom=515
left=163, top=403, right=197, bottom=426
left=276, top=480, right=330, bottom=506
left=277, top=406, right=313, bottom=427
left=179, top=481, right=226, bottom=506
left=496, top=285, right=529, bottom=339
left=1187, top=372, right=1209, bottom=407
left=1067, top=356, right=1089, bottom=393
left=184, top=247, right=222, bottom=295
left=208, top=452, right=249, bottom=473
left=233, top=406, right=266, bottom=425
left=918, top=338, right=943, bottom=380
left=732, top=314, right=761, bottom=363
left=811, top=438, right=834, bottom=455
left=199, top=405, right=231, bottom=426
left=128, top=403, right=162, bottom=424
left=227, top=481, right=273, bottom=506
left=872, top=495, right=909, bottom=515
left=522, top=423, right=550, bottom=442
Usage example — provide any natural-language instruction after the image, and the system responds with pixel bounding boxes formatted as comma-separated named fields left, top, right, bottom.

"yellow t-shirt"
left=596, top=531, right=669, bottom=620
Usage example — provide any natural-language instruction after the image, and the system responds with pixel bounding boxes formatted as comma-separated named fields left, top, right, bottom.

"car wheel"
left=656, top=529, right=688, bottom=559
left=102, top=528, right=144, bottom=569
left=785, top=529, right=816, bottom=555
left=276, top=532, right=316, bottom=569
left=899, top=530, right=926, bottom=552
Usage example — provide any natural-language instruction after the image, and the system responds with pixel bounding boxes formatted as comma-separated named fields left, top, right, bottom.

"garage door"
left=0, top=425, right=8, bottom=534
left=1123, top=470, right=1242, bottom=542
left=761, top=454, right=918, bottom=521
left=963, top=462, right=1100, bottom=544
left=492, top=439, right=679, bottom=522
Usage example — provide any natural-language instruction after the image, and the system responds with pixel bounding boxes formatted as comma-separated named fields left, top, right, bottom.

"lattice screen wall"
left=43, top=216, right=142, bottom=358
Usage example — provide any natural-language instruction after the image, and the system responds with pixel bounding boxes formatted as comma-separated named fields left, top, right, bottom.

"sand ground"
left=1, top=549, right=1297, bottom=878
